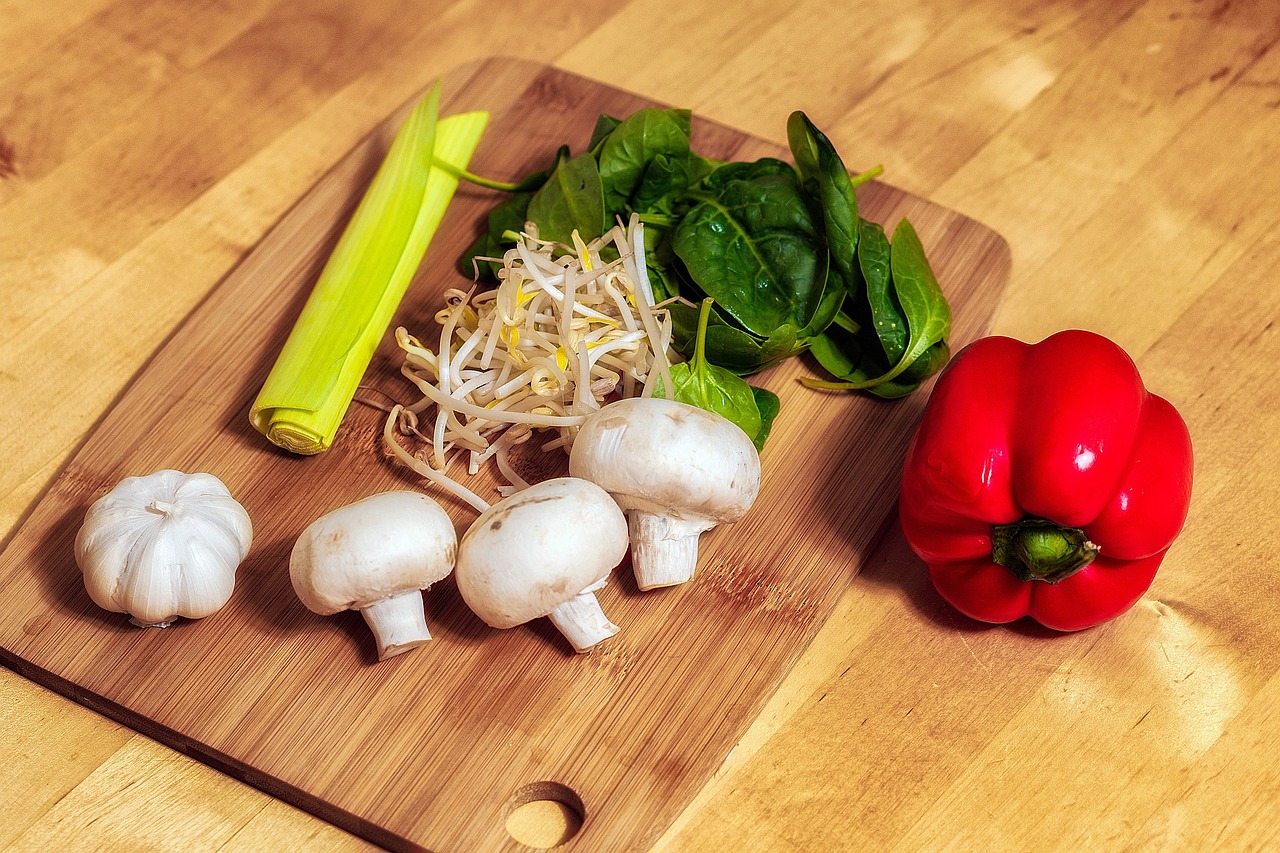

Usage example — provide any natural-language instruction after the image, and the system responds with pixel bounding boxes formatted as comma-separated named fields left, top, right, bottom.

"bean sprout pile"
left=382, top=215, right=678, bottom=512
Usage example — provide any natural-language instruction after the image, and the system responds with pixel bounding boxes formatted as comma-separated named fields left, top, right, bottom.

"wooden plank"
left=0, top=0, right=280, bottom=209
left=0, top=0, right=115, bottom=79
left=0, top=59, right=1008, bottom=851
left=0, top=671, right=133, bottom=848
left=937, top=0, right=1272, bottom=292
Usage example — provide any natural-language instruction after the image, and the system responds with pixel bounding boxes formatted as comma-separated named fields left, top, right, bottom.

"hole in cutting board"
left=505, top=781, right=585, bottom=848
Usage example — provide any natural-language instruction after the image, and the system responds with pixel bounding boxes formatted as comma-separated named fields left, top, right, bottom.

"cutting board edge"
left=0, top=648, right=421, bottom=851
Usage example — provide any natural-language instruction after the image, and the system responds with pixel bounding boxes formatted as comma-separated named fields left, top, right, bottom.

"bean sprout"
left=383, top=215, right=679, bottom=506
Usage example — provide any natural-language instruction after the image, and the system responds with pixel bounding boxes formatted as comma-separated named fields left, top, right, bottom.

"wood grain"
left=0, top=59, right=1007, bottom=851
left=4, top=1, right=1277, bottom=850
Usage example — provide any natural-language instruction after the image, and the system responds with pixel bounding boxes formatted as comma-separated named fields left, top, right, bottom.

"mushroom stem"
left=627, top=510, right=713, bottom=590
left=547, top=586, right=619, bottom=653
left=360, top=590, right=431, bottom=660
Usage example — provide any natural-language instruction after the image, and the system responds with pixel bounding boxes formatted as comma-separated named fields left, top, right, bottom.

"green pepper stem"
left=991, top=518, right=1099, bottom=583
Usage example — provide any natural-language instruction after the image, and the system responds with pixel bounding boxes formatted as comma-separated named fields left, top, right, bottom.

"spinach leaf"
left=588, top=114, right=623, bottom=152
left=800, top=262, right=848, bottom=339
left=808, top=326, right=919, bottom=399
left=788, top=111, right=858, bottom=281
left=706, top=322, right=801, bottom=373
left=902, top=340, right=951, bottom=384
left=658, top=298, right=772, bottom=444
left=459, top=143, right=577, bottom=280
left=526, top=151, right=606, bottom=244
left=672, top=167, right=827, bottom=336
left=804, top=217, right=951, bottom=393
left=693, top=156, right=796, bottom=190
left=597, top=108, right=693, bottom=212
left=633, top=153, right=693, bottom=214
left=664, top=362, right=762, bottom=442
left=858, top=219, right=907, bottom=363
left=888, top=218, right=951, bottom=374
left=687, top=152, right=723, bottom=188
left=811, top=334, right=949, bottom=400
left=459, top=191, right=533, bottom=281
left=668, top=300, right=802, bottom=373
left=750, top=387, right=780, bottom=451
left=640, top=222, right=681, bottom=302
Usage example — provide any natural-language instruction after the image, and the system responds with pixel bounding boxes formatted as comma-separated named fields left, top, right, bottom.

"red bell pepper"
left=899, top=329, right=1193, bottom=631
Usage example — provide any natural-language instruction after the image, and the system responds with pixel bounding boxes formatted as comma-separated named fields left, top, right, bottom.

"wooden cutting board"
left=0, top=59, right=1009, bottom=852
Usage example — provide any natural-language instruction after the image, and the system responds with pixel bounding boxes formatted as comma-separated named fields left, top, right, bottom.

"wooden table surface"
left=3, top=1, right=1277, bottom=850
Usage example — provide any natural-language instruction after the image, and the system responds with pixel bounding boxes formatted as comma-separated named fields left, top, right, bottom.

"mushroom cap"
left=568, top=397, right=761, bottom=523
left=290, top=490, right=457, bottom=616
left=455, top=477, right=628, bottom=629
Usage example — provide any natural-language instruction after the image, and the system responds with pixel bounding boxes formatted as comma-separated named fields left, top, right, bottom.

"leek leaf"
left=250, top=83, right=488, bottom=454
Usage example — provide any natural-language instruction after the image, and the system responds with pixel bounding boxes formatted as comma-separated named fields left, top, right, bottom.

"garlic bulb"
left=74, top=469, right=253, bottom=627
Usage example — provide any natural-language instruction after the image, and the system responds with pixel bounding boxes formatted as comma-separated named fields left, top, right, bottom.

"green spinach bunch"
left=458, top=107, right=952, bottom=399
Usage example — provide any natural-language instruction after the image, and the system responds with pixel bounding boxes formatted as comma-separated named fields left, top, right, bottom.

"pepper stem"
left=991, top=517, right=1099, bottom=584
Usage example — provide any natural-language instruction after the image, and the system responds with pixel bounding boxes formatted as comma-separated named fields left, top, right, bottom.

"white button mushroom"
left=454, top=477, right=628, bottom=653
left=289, top=490, right=457, bottom=661
left=568, top=396, right=761, bottom=590
left=74, top=469, right=253, bottom=628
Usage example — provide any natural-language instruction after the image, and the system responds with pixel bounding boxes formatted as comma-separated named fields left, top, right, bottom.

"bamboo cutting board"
left=0, top=59, right=1009, bottom=851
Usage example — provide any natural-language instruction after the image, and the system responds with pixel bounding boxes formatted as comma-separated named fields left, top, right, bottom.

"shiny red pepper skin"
left=899, top=330, right=1194, bottom=631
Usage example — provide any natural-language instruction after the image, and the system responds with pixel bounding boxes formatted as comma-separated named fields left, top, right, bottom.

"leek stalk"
left=250, top=82, right=488, bottom=454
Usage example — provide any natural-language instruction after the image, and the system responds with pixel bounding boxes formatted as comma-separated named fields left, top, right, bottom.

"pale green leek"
left=250, top=82, right=488, bottom=454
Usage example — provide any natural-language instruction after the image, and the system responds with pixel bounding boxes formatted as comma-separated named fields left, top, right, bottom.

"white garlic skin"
left=74, top=469, right=253, bottom=627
